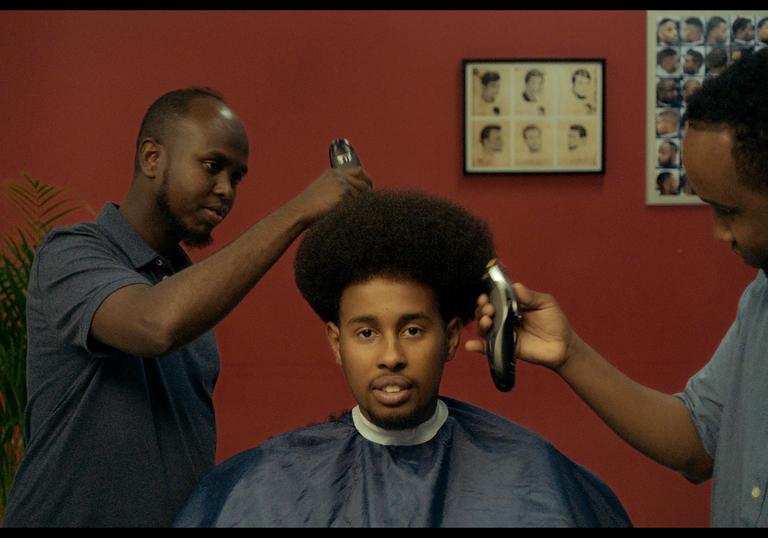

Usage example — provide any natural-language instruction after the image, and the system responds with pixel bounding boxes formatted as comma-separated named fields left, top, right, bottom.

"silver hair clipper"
left=329, top=139, right=362, bottom=168
left=482, top=259, right=521, bottom=392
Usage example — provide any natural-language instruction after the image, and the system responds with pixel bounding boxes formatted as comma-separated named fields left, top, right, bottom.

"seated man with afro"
left=175, top=190, right=631, bottom=528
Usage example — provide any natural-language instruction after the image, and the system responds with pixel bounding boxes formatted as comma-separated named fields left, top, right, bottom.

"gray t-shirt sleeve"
left=675, top=317, right=739, bottom=459
left=674, top=277, right=761, bottom=460
left=30, top=226, right=152, bottom=353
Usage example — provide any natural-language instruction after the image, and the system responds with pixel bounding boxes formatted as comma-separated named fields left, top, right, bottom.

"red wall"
left=0, top=10, right=758, bottom=527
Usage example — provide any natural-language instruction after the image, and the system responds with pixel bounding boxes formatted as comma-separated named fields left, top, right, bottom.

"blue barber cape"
left=175, top=397, right=631, bottom=527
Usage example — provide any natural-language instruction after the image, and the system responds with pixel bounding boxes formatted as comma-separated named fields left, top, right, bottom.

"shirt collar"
left=351, top=399, right=448, bottom=446
left=96, top=202, right=190, bottom=270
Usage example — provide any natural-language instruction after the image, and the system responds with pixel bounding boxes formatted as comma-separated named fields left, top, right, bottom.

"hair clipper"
left=482, top=259, right=521, bottom=392
left=329, top=139, right=362, bottom=168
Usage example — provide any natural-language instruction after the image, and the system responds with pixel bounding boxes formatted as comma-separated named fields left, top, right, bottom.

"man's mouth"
left=371, top=377, right=413, bottom=406
left=201, top=205, right=229, bottom=225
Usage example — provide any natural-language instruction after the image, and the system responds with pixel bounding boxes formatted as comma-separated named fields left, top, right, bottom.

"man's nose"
left=378, top=335, right=407, bottom=370
left=712, top=218, right=733, bottom=244
left=212, top=174, right=234, bottom=202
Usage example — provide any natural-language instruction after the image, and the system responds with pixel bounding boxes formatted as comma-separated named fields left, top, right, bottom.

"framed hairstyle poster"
left=463, top=59, right=605, bottom=175
left=646, top=10, right=768, bottom=205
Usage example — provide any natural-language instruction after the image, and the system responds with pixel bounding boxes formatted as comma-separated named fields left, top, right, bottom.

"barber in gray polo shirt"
left=2, top=87, right=372, bottom=528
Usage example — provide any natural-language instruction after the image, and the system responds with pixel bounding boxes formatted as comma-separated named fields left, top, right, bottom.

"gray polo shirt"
left=677, top=270, right=768, bottom=527
left=3, top=203, right=219, bottom=527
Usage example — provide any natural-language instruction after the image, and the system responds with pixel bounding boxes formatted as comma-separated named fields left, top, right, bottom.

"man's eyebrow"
left=400, top=312, right=435, bottom=324
left=347, top=315, right=377, bottom=326
left=206, top=150, right=248, bottom=176
left=698, top=196, right=734, bottom=210
left=345, top=312, right=436, bottom=327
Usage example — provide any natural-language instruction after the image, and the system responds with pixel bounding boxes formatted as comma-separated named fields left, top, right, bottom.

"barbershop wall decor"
left=463, top=59, right=605, bottom=175
left=646, top=10, right=768, bottom=205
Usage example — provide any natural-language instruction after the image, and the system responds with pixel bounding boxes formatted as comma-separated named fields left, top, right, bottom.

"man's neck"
left=119, top=190, right=179, bottom=257
left=351, top=399, right=448, bottom=446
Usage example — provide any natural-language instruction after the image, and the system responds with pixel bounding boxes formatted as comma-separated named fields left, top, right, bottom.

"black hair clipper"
left=329, top=139, right=362, bottom=168
left=482, top=259, right=521, bottom=392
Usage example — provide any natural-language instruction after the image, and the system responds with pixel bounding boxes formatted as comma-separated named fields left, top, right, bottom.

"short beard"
left=156, top=168, right=213, bottom=249
left=364, top=401, right=436, bottom=431
left=349, top=336, right=449, bottom=431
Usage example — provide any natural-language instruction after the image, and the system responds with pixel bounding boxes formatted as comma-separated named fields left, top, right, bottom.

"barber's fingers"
left=341, top=166, right=373, bottom=191
left=464, top=294, right=494, bottom=355
left=464, top=338, right=486, bottom=354
left=474, top=294, right=495, bottom=333
left=512, top=282, right=560, bottom=316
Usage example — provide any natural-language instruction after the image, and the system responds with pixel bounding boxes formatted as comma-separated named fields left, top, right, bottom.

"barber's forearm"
left=92, top=201, right=311, bottom=356
left=151, top=201, right=309, bottom=350
left=555, top=334, right=713, bottom=481
left=94, top=168, right=373, bottom=356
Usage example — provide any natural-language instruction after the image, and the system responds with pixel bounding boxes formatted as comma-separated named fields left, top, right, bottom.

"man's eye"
left=203, top=161, right=222, bottom=174
left=357, top=329, right=375, bottom=339
left=714, top=205, right=737, bottom=217
left=403, top=327, right=422, bottom=337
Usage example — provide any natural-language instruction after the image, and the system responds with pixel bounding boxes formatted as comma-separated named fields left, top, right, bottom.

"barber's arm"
left=466, top=282, right=713, bottom=484
left=91, top=167, right=372, bottom=357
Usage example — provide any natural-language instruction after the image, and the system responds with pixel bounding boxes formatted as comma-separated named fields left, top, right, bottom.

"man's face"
left=567, top=129, right=584, bottom=150
left=657, top=141, right=677, bottom=166
left=659, top=173, right=679, bottom=195
left=327, top=277, right=461, bottom=430
left=572, top=73, right=591, bottom=98
left=523, top=127, right=542, bottom=152
left=683, top=22, right=702, bottom=43
left=682, top=54, right=700, bottom=75
left=758, top=23, right=768, bottom=44
left=682, top=79, right=702, bottom=102
left=683, top=126, right=768, bottom=270
left=481, top=79, right=500, bottom=102
left=708, top=21, right=727, bottom=44
left=524, top=74, right=543, bottom=98
left=735, top=21, right=754, bottom=41
left=482, top=128, right=503, bottom=153
left=658, top=79, right=679, bottom=103
left=656, top=112, right=678, bottom=135
left=660, top=53, right=679, bottom=74
left=658, top=20, right=678, bottom=44
left=153, top=99, right=249, bottom=248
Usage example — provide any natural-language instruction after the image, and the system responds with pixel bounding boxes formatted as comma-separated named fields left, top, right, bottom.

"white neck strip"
left=351, top=399, right=448, bottom=446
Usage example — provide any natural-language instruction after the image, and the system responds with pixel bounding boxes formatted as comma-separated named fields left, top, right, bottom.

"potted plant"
left=0, top=174, right=84, bottom=515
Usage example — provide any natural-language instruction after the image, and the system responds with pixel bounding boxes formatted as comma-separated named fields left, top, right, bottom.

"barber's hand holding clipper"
left=467, top=276, right=714, bottom=484
left=287, top=139, right=372, bottom=227
left=466, top=280, right=580, bottom=375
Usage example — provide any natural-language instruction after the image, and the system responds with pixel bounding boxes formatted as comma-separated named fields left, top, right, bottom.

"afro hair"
left=294, top=190, right=496, bottom=324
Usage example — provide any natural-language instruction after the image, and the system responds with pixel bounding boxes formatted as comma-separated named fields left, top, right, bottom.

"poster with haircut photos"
left=463, top=59, right=605, bottom=175
left=646, top=10, right=768, bottom=205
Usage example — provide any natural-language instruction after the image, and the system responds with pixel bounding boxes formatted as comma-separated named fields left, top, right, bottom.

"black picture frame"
left=463, top=58, right=606, bottom=175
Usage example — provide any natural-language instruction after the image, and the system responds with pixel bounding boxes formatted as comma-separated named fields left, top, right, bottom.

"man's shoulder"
left=271, top=414, right=357, bottom=449
left=219, top=414, right=356, bottom=467
left=746, top=270, right=768, bottom=297
left=442, top=397, right=599, bottom=473
left=442, top=397, right=552, bottom=444
left=734, top=271, right=768, bottom=321
left=36, top=218, right=108, bottom=257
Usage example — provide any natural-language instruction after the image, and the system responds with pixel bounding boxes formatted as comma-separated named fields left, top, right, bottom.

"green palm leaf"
left=0, top=174, right=84, bottom=513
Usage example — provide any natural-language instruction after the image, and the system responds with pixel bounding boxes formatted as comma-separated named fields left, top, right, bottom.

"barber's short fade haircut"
left=684, top=48, right=768, bottom=191
left=294, top=190, right=496, bottom=325
left=135, top=87, right=225, bottom=159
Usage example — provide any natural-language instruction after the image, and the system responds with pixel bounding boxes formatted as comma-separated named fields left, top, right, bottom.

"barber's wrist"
left=553, top=330, right=586, bottom=377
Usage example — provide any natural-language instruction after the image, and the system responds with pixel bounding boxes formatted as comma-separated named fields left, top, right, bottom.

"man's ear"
left=444, top=317, right=463, bottom=363
left=137, top=138, right=164, bottom=179
left=326, top=322, right=342, bottom=366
